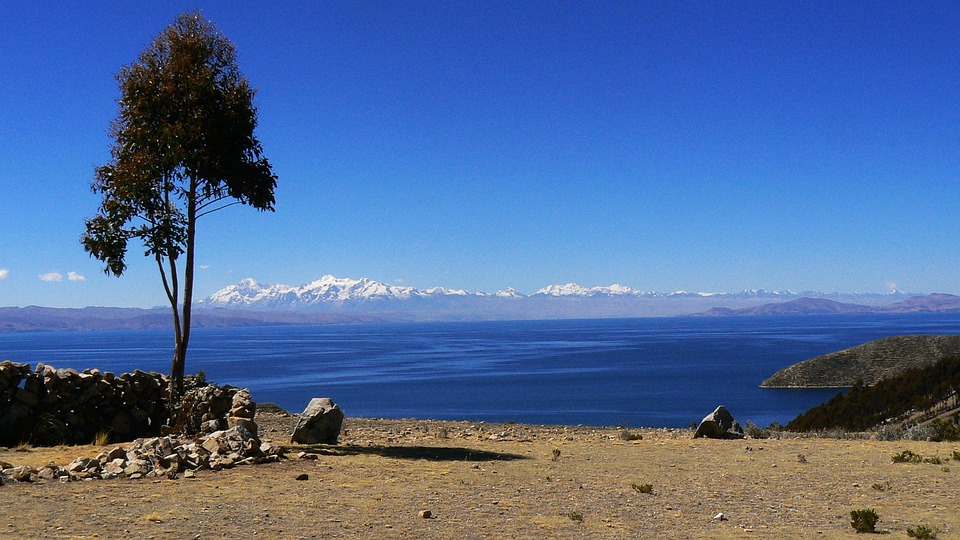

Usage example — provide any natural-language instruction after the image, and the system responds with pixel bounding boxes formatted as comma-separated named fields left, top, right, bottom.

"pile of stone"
left=0, top=361, right=168, bottom=446
left=0, top=425, right=284, bottom=484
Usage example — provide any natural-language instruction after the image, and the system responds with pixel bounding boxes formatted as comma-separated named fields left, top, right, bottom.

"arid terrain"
left=2, top=411, right=959, bottom=539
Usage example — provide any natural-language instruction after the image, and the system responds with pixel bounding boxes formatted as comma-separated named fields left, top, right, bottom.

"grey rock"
left=694, top=406, right=745, bottom=439
left=291, top=398, right=344, bottom=444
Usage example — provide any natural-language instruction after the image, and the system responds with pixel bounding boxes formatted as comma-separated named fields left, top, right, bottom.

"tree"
left=82, top=12, right=276, bottom=406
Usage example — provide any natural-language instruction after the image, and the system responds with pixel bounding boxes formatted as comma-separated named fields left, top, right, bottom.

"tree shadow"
left=284, top=443, right=530, bottom=462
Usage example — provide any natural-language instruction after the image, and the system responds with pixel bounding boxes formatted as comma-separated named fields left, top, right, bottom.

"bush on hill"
left=786, top=355, right=960, bottom=433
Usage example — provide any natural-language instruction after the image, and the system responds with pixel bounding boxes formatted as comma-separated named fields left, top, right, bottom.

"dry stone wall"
left=0, top=360, right=232, bottom=446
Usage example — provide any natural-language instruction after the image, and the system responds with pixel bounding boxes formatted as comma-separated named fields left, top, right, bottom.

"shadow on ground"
left=284, top=443, right=530, bottom=462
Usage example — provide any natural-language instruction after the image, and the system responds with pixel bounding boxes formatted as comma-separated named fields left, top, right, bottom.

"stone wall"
left=0, top=360, right=172, bottom=446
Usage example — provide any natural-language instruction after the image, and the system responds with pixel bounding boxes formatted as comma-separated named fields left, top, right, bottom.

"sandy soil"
left=2, top=412, right=959, bottom=539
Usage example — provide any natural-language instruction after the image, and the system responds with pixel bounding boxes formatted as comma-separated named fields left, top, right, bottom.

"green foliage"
left=619, top=429, right=643, bottom=441
left=797, top=453, right=807, bottom=463
left=930, top=416, right=960, bottom=442
left=953, top=450, right=960, bottom=461
left=631, top=483, right=653, bottom=494
left=907, top=525, right=937, bottom=539
left=849, top=508, right=879, bottom=533
left=891, top=450, right=923, bottom=463
left=870, top=481, right=890, bottom=491
left=551, top=448, right=561, bottom=461
left=565, top=511, right=584, bottom=522
left=786, top=356, right=960, bottom=432
left=923, top=455, right=943, bottom=465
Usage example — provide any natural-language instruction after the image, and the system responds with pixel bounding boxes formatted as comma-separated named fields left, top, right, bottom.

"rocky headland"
left=761, top=334, right=960, bottom=388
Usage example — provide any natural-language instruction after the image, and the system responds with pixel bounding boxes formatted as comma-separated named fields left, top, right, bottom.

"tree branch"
left=197, top=200, right=242, bottom=219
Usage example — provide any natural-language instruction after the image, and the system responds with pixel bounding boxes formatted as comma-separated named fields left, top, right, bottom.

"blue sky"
left=2, top=1, right=959, bottom=308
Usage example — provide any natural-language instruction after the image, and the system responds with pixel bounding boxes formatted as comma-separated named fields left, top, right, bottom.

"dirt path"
left=2, top=415, right=959, bottom=539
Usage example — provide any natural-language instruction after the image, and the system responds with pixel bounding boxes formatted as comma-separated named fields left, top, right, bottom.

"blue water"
left=3, top=313, right=960, bottom=428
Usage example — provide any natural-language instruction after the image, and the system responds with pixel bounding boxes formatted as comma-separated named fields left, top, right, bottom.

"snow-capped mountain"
left=200, top=275, right=919, bottom=317
left=202, top=275, right=423, bottom=308
left=533, top=283, right=645, bottom=297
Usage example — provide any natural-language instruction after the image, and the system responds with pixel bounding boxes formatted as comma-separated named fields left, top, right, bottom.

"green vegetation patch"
left=787, top=355, right=960, bottom=432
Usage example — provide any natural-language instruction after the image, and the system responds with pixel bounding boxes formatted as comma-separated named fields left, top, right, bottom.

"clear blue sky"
left=2, top=1, right=959, bottom=308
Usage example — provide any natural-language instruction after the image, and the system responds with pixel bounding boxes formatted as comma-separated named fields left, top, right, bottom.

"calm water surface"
left=4, top=313, right=960, bottom=427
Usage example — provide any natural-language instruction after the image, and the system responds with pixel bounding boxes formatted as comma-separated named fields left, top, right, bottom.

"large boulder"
left=693, top=405, right=744, bottom=439
left=291, top=398, right=344, bottom=444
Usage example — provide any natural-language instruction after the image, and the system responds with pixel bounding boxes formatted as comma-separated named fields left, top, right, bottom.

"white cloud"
left=199, top=265, right=210, bottom=270
left=39, top=272, right=63, bottom=282
left=0, top=268, right=8, bottom=280
left=68, top=271, right=86, bottom=282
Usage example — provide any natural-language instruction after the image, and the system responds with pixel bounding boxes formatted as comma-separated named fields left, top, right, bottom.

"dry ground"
left=2, top=413, right=959, bottom=539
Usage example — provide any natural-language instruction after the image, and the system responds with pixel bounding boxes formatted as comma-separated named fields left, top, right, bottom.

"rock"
left=5, top=466, right=36, bottom=482
left=230, top=388, right=257, bottom=419
left=227, top=416, right=259, bottom=437
left=103, top=459, right=126, bottom=476
left=291, top=398, right=344, bottom=445
left=295, top=473, right=309, bottom=481
left=713, top=512, right=728, bottom=521
left=418, top=510, right=433, bottom=519
left=693, top=406, right=745, bottom=439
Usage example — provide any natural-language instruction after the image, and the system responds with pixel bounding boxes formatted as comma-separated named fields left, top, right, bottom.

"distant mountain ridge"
left=697, top=294, right=960, bottom=317
left=199, top=274, right=918, bottom=310
left=2, top=275, right=952, bottom=332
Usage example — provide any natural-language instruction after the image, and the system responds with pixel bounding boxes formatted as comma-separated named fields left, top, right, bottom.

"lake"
left=3, top=313, right=960, bottom=428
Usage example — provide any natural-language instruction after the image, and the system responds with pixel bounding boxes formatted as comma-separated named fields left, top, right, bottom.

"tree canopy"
left=82, top=12, right=277, bottom=403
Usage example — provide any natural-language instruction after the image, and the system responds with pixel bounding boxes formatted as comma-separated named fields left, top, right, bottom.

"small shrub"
left=631, top=483, right=653, bottom=494
left=14, top=441, right=32, bottom=453
left=92, top=430, right=110, bottom=446
left=144, top=513, right=164, bottom=523
left=797, top=453, right=807, bottom=463
left=850, top=508, right=879, bottom=533
left=875, top=424, right=904, bottom=441
left=870, top=481, right=890, bottom=491
left=619, top=430, right=643, bottom=441
left=892, top=450, right=923, bottom=463
left=923, top=455, right=943, bottom=465
left=953, top=450, right=960, bottom=461
left=930, top=417, right=960, bottom=442
left=905, top=424, right=935, bottom=441
left=907, top=525, right=937, bottom=539
left=552, top=448, right=561, bottom=461
left=566, top=510, right=584, bottom=522
left=744, top=420, right=767, bottom=439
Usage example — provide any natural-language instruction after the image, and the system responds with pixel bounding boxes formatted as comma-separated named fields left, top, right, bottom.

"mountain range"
left=198, top=274, right=916, bottom=309
left=2, top=274, right=956, bottom=332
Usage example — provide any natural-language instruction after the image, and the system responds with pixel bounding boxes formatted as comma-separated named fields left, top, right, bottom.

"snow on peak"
left=535, top=283, right=591, bottom=296
left=496, top=287, right=524, bottom=298
left=534, top=283, right=642, bottom=297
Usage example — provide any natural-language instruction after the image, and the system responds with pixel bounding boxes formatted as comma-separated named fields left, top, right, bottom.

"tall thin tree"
left=82, top=12, right=277, bottom=405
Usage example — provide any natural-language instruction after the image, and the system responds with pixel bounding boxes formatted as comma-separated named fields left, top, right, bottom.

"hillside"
left=761, top=334, right=960, bottom=388
left=786, top=354, right=960, bottom=432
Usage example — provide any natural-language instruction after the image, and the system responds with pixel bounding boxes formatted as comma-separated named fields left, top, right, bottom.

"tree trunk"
left=170, top=178, right=199, bottom=405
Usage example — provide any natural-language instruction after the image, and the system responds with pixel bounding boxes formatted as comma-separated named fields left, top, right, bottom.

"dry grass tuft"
left=92, top=430, right=110, bottom=447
